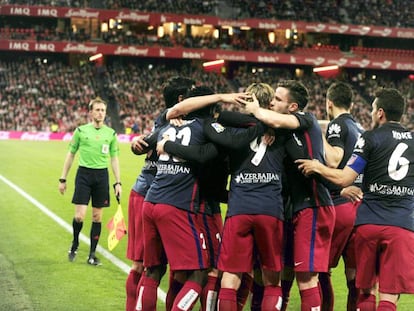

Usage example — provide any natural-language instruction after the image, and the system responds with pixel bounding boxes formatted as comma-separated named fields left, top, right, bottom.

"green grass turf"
left=0, top=140, right=412, bottom=310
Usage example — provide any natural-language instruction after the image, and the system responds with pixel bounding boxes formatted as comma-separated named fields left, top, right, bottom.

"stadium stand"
left=0, top=1, right=413, bottom=133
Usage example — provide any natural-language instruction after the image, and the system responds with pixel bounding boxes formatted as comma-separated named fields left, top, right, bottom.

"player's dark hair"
left=163, top=76, right=195, bottom=108
left=277, top=80, right=309, bottom=110
left=374, top=87, right=405, bottom=122
left=185, top=85, right=216, bottom=118
left=327, top=82, right=353, bottom=110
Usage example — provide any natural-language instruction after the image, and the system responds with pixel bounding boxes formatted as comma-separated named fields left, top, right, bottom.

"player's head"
left=273, top=80, right=309, bottom=113
left=185, top=85, right=217, bottom=118
left=371, top=87, right=405, bottom=128
left=88, top=96, right=107, bottom=111
left=88, top=97, right=107, bottom=124
left=326, top=82, right=353, bottom=119
left=163, top=76, right=195, bottom=108
left=245, top=83, right=275, bottom=108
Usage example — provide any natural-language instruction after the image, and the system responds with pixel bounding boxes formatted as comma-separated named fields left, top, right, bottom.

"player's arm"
left=236, top=94, right=300, bottom=129
left=111, top=155, right=122, bottom=198
left=166, top=93, right=247, bottom=120
left=204, top=119, right=265, bottom=149
left=217, top=110, right=260, bottom=128
left=59, top=151, right=75, bottom=194
left=160, top=140, right=219, bottom=164
left=295, top=158, right=360, bottom=188
left=323, top=135, right=344, bottom=168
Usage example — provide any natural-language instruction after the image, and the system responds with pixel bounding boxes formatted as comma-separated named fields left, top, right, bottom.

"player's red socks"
left=346, top=279, right=357, bottom=311
left=171, top=280, right=202, bottom=311
left=166, top=278, right=184, bottom=311
left=126, top=269, right=142, bottom=311
left=261, top=285, right=283, bottom=310
left=136, top=275, right=159, bottom=311
left=377, top=300, right=396, bottom=311
left=281, top=279, right=294, bottom=311
left=218, top=288, right=238, bottom=311
left=250, top=280, right=264, bottom=310
left=200, top=275, right=219, bottom=311
left=356, top=293, right=376, bottom=311
left=300, top=286, right=321, bottom=311
left=237, top=273, right=253, bottom=310
left=319, top=272, right=334, bottom=311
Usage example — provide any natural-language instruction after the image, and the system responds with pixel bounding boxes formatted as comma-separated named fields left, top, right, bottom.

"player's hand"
left=170, top=117, right=184, bottom=127
left=236, top=93, right=260, bottom=115
left=58, top=182, right=66, bottom=195
left=131, top=135, right=148, bottom=154
left=156, top=134, right=169, bottom=156
left=262, top=129, right=275, bottom=146
left=340, top=186, right=363, bottom=202
left=113, top=183, right=122, bottom=200
left=295, top=159, right=321, bottom=177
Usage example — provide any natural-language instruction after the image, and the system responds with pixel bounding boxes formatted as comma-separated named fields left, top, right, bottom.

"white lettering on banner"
left=349, top=26, right=371, bottom=35
left=290, top=56, right=297, bottom=63
left=327, top=58, right=348, bottom=66
left=117, top=134, right=133, bottom=143
left=114, top=46, right=149, bottom=56
left=64, top=9, right=99, bottom=18
left=328, top=25, right=349, bottom=33
left=372, top=60, right=391, bottom=69
left=9, top=42, right=29, bottom=51
left=372, top=28, right=392, bottom=37
left=258, top=22, right=280, bottom=29
left=396, top=63, right=414, bottom=70
left=10, top=7, right=31, bottom=15
left=0, top=131, right=10, bottom=140
left=63, top=133, right=73, bottom=141
left=257, top=56, right=278, bottom=63
left=183, top=18, right=205, bottom=25
left=182, top=51, right=203, bottom=59
left=63, top=44, right=98, bottom=53
left=37, top=8, right=58, bottom=17
left=396, top=31, right=414, bottom=38
left=218, top=20, right=248, bottom=27
left=305, top=24, right=326, bottom=32
left=21, top=132, right=51, bottom=141
left=216, top=54, right=246, bottom=61
left=35, top=43, right=56, bottom=52
left=304, top=57, right=325, bottom=65
left=116, top=12, right=150, bottom=22
left=349, top=59, right=370, bottom=68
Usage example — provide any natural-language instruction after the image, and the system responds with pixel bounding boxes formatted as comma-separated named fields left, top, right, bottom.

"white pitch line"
left=0, top=174, right=166, bottom=302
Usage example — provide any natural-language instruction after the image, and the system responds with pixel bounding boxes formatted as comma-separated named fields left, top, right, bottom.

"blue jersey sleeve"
left=346, top=154, right=367, bottom=174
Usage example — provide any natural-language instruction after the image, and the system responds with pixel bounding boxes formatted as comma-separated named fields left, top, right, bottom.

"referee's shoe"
left=87, top=252, right=102, bottom=266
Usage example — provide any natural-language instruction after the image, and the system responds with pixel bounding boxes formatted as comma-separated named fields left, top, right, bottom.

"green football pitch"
left=0, top=140, right=412, bottom=310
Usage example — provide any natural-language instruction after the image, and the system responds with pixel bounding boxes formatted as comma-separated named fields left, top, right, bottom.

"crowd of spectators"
left=1, top=56, right=413, bottom=135
left=1, top=0, right=413, bottom=28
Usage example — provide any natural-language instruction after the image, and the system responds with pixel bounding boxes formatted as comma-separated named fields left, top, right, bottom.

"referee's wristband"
left=59, top=178, right=66, bottom=183
left=113, top=182, right=122, bottom=187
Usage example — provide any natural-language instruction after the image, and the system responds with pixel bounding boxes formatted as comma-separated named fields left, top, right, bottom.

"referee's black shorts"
left=72, top=166, right=110, bottom=208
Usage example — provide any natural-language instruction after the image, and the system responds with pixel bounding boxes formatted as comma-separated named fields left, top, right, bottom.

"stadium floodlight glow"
left=202, top=59, right=225, bottom=68
left=313, top=65, right=339, bottom=73
left=89, top=53, right=103, bottom=62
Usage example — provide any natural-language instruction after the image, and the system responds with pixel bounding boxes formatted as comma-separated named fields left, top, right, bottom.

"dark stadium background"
left=0, top=0, right=413, bottom=136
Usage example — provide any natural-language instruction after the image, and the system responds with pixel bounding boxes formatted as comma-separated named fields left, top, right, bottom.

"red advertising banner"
left=1, top=5, right=413, bottom=39
left=0, top=39, right=413, bottom=71
left=0, top=131, right=135, bottom=142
